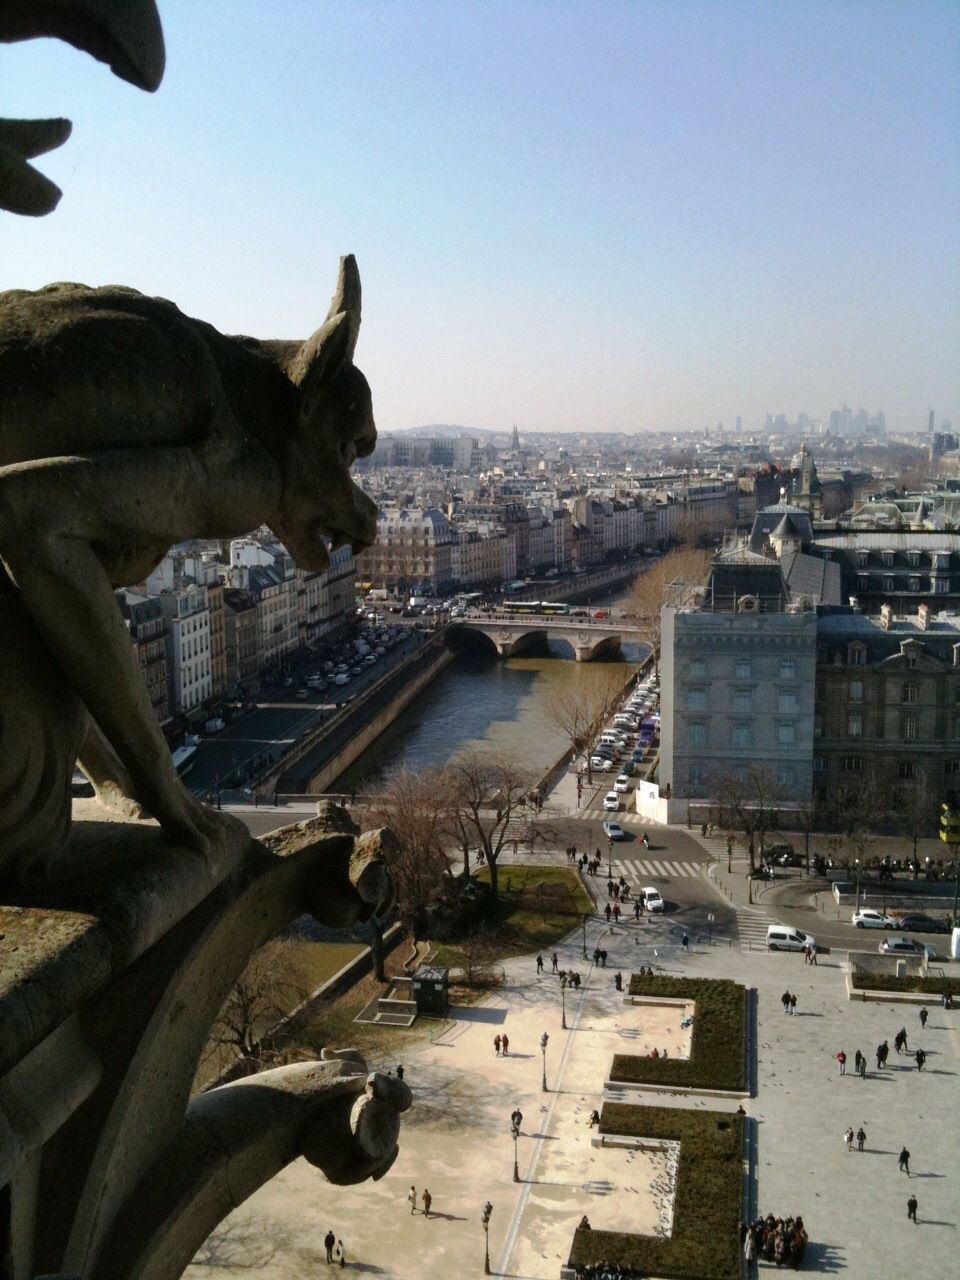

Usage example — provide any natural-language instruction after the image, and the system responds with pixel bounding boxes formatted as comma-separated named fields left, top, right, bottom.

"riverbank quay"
left=263, top=637, right=453, bottom=797
left=185, top=852, right=959, bottom=1280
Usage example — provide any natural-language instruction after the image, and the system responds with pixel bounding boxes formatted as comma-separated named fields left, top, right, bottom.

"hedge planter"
left=568, top=1106, right=743, bottom=1280
left=609, top=975, right=748, bottom=1094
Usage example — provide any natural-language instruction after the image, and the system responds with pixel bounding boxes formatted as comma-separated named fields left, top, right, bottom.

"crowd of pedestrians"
left=742, top=1214, right=807, bottom=1268
left=573, top=1261, right=646, bottom=1279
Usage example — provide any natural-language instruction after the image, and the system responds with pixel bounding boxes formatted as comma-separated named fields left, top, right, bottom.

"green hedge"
left=609, top=975, right=747, bottom=1092
left=851, top=967, right=960, bottom=997
left=568, top=1106, right=743, bottom=1280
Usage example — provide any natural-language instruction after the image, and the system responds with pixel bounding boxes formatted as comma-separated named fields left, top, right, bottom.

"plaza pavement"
left=187, top=855, right=958, bottom=1280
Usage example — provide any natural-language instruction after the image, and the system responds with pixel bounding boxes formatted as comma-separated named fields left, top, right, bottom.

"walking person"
left=324, top=1229, right=335, bottom=1263
left=421, top=1188, right=432, bottom=1218
left=809, top=942, right=818, bottom=965
left=612, top=902, right=620, bottom=922
left=782, top=990, right=791, bottom=1014
left=844, top=1126, right=854, bottom=1152
left=408, top=1185, right=418, bottom=1214
left=858, top=1052, right=866, bottom=1079
left=915, top=1049, right=926, bottom=1072
left=551, top=951, right=559, bottom=973
left=604, top=903, right=612, bottom=923
left=536, top=953, right=544, bottom=974
left=899, top=1146, right=911, bottom=1175
left=494, top=1034, right=501, bottom=1056
left=837, top=1050, right=847, bottom=1075
left=854, top=1050, right=863, bottom=1075
left=907, top=1194, right=918, bottom=1223
left=501, top=1033, right=509, bottom=1055
left=634, top=900, right=641, bottom=920
left=919, top=1007, right=928, bottom=1029
left=334, top=1239, right=345, bottom=1268
left=681, top=932, right=689, bottom=953
left=396, top=1064, right=404, bottom=1081
left=789, top=993, right=797, bottom=1016
left=857, top=1126, right=866, bottom=1152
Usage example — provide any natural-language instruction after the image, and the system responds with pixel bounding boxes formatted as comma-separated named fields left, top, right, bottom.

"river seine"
left=335, top=587, right=646, bottom=791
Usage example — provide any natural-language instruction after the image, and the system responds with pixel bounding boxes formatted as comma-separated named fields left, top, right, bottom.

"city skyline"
left=2, top=0, right=957, bottom=433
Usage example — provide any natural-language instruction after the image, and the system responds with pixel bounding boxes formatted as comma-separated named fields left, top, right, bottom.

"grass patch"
left=569, top=1106, right=743, bottom=1280
left=609, top=975, right=747, bottom=1093
left=851, top=967, right=960, bottom=997
left=433, top=865, right=592, bottom=967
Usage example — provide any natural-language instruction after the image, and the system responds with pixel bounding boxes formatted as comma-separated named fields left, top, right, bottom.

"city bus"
left=503, top=600, right=571, bottom=616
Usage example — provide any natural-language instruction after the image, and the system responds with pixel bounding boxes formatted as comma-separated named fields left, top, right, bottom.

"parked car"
left=852, top=909, right=897, bottom=930
left=880, top=937, right=937, bottom=958
left=602, top=820, right=625, bottom=841
left=295, top=687, right=309, bottom=700
left=590, top=757, right=614, bottom=772
left=895, top=914, right=950, bottom=934
left=333, top=673, right=350, bottom=685
left=614, top=774, right=630, bottom=793
left=602, top=791, right=621, bottom=811
left=642, top=887, right=664, bottom=912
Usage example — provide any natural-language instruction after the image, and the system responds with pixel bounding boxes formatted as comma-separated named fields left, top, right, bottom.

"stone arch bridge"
left=445, top=614, right=649, bottom=661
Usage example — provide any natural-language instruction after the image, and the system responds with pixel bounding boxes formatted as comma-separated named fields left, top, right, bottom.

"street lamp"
left=607, top=835, right=613, bottom=880
left=855, top=858, right=861, bottom=910
left=560, top=974, right=568, bottom=1030
left=481, top=1201, right=493, bottom=1275
left=540, top=1032, right=550, bottom=1092
left=511, top=1118, right=520, bottom=1182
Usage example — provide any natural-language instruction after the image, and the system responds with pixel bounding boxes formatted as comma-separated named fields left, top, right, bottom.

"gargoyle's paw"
left=350, top=828, right=400, bottom=919
left=350, top=1070, right=412, bottom=1163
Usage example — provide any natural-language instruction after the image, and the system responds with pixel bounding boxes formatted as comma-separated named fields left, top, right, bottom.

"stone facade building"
left=119, top=591, right=170, bottom=723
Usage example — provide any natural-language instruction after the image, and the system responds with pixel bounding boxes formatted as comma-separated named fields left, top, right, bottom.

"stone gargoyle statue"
left=0, top=255, right=378, bottom=879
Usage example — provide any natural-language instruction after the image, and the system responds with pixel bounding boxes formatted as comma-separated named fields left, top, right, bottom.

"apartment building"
left=223, top=588, right=259, bottom=691
left=118, top=591, right=169, bottom=723
left=356, top=507, right=455, bottom=594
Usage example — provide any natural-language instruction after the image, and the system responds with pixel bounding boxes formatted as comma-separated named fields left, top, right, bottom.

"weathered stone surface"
left=0, top=257, right=377, bottom=879
left=0, top=816, right=402, bottom=1280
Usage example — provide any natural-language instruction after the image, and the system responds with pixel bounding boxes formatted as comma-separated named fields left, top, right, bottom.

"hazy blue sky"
left=3, top=0, right=957, bottom=433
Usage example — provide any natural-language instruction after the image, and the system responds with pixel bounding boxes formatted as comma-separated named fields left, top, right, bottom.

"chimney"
left=848, top=596, right=861, bottom=613
left=880, top=603, right=893, bottom=630
left=917, top=603, right=931, bottom=631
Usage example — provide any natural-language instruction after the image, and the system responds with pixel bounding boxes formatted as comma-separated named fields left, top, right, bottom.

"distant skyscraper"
left=929, top=409, right=936, bottom=434
left=511, top=424, right=520, bottom=451
left=736, top=415, right=742, bottom=434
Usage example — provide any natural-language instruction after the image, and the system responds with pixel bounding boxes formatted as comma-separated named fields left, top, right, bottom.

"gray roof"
left=780, top=550, right=843, bottom=605
left=749, top=504, right=814, bottom=552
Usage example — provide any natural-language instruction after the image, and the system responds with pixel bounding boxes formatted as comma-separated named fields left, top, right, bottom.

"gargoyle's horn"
left=325, top=254, right=361, bottom=363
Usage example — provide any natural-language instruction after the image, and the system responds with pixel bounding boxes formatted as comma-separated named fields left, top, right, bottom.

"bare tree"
left=712, top=765, right=777, bottom=872
left=442, top=751, right=532, bottom=902
left=630, top=546, right=711, bottom=673
left=897, top=771, right=934, bottom=858
left=367, top=768, right=453, bottom=947
left=201, top=945, right=306, bottom=1081
left=542, top=670, right=625, bottom=783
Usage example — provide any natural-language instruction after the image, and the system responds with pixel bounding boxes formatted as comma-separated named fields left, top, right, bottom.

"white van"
left=766, top=925, right=816, bottom=952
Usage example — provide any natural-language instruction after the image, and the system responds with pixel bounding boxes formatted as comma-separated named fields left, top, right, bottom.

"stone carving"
left=0, top=0, right=165, bottom=214
left=0, top=256, right=378, bottom=879
left=1, top=816, right=402, bottom=1280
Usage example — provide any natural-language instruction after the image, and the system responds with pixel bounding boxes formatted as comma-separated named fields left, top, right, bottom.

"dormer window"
left=857, top=550, right=869, bottom=568
left=847, top=643, right=866, bottom=666
left=883, top=550, right=895, bottom=567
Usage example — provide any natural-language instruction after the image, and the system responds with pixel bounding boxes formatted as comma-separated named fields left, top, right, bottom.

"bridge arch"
left=445, top=622, right=549, bottom=660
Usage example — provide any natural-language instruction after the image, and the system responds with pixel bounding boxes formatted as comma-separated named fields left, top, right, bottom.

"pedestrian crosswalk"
left=578, top=806, right=643, bottom=823
left=601, top=857, right=708, bottom=881
left=733, top=905, right=777, bottom=948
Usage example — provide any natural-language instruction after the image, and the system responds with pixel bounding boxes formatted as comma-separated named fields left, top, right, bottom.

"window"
left=780, top=659, right=797, bottom=679
left=884, top=576, right=895, bottom=592
left=897, top=761, right=917, bottom=780
left=777, top=723, right=796, bottom=746
left=847, top=714, right=863, bottom=738
left=883, top=550, right=895, bottom=568
left=857, top=574, right=869, bottom=592
left=857, top=550, right=869, bottom=568
left=687, top=722, right=706, bottom=748
left=734, top=689, right=753, bottom=713
left=814, top=714, right=823, bottom=738
left=936, top=578, right=949, bottom=593
left=841, top=755, right=863, bottom=772
left=901, top=712, right=919, bottom=740
left=778, top=690, right=799, bottom=714
left=905, top=650, right=918, bottom=669
left=814, top=755, right=828, bottom=772
left=848, top=680, right=863, bottom=702
left=909, top=577, right=921, bottom=592
left=732, top=723, right=753, bottom=750
left=909, top=551, right=921, bottom=568
left=735, top=657, right=752, bottom=679
left=946, top=760, right=960, bottom=776
left=686, top=688, right=706, bottom=711
left=902, top=682, right=917, bottom=703
left=688, top=763, right=705, bottom=789
left=847, top=644, right=866, bottom=666
left=689, top=658, right=706, bottom=677
left=777, top=765, right=796, bottom=788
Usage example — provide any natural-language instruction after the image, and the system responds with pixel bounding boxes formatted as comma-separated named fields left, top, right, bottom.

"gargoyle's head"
left=270, top=255, right=379, bottom=573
